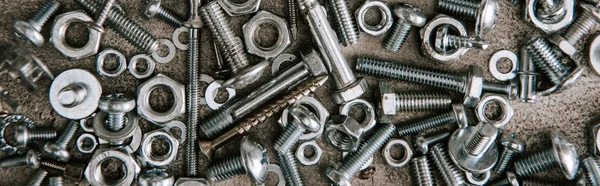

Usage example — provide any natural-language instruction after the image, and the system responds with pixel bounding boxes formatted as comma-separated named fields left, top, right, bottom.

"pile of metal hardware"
left=2, top=0, right=600, bottom=185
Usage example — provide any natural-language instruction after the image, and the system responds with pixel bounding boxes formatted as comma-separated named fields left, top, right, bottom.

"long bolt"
left=198, top=76, right=328, bottom=160
left=430, top=143, right=467, bottom=186
left=143, top=0, right=184, bottom=27
left=207, top=137, right=269, bottom=185
left=398, top=104, right=467, bottom=137
left=26, top=169, right=48, bottom=186
left=327, top=0, right=359, bottom=46
left=492, top=134, right=525, bottom=177
left=48, top=177, right=63, bottom=186
left=12, top=0, right=60, bottom=47
left=380, top=81, right=452, bottom=114
left=414, top=132, right=451, bottom=155
left=325, top=123, right=396, bottom=185
left=0, top=149, right=40, bottom=168
left=513, top=131, right=579, bottom=180
left=411, top=156, right=435, bottom=186
left=384, top=4, right=427, bottom=52
left=583, top=157, right=600, bottom=186
left=98, top=93, right=135, bottom=131
left=288, top=0, right=298, bottom=40
left=435, top=25, right=489, bottom=53
left=14, top=124, right=57, bottom=147
left=42, top=121, right=78, bottom=162
left=185, top=0, right=202, bottom=177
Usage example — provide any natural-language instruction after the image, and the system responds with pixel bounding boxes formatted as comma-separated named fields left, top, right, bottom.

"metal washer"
left=172, top=27, right=189, bottom=50
left=129, top=54, right=156, bottom=79
left=49, top=69, right=102, bottom=120
left=589, top=34, right=600, bottom=75
left=76, top=133, right=97, bottom=154
left=489, top=50, right=518, bottom=81
left=205, top=80, right=236, bottom=110
left=151, top=39, right=177, bottom=64
left=199, top=74, right=215, bottom=106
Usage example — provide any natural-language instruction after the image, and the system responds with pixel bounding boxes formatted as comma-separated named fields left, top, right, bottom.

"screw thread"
left=563, top=11, right=597, bottom=45
left=583, top=157, right=600, bottom=186
left=394, top=92, right=453, bottom=112
left=514, top=149, right=559, bottom=177
left=278, top=151, right=305, bottom=186
left=26, top=169, right=48, bottom=186
left=356, top=57, right=466, bottom=93
left=288, top=0, right=298, bottom=40
left=28, top=129, right=57, bottom=141
left=107, top=113, right=126, bottom=131
left=493, top=148, right=517, bottom=176
left=47, top=177, right=63, bottom=186
left=482, top=81, right=512, bottom=96
left=521, top=178, right=567, bottom=186
left=29, top=0, right=60, bottom=31
left=526, top=37, right=568, bottom=85
left=430, top=143, right=466, bottom=185
left=411, top=156, right=436, bottom=186
left=274, top=125, right=304, bottom=153
left=157, top=6, right=184, bottom=27
left=41, top=160, right=66, bottom=171
left=444, top=34, right=489, bottom=50
left=439, top=0, right=479, bottom=21
left=76, top=0, right=160, bottom=54
left=398, top=111, right=457, bottom=136
left=338, top=123, right=396, bottom=179
left=384, top=20, right=412, bottom=52
left=94, top=0, right=116, bottom=26
left=328, top=0, right=359, bottom=45
left=464, top=124, right=497, bottom=156
left=208, top=156, right=247, bottom=182
left=56, top=121, right=78, bottom=147
left=186, top=27, right=200, bottom=176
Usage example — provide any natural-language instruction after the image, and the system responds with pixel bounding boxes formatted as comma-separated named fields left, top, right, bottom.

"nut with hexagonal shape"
left=324, top=115, right=364, bottom=152
left=243, top=11, right=291, bottom=59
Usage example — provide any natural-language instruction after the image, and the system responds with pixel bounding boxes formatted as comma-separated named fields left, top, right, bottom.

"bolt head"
left=98, top=93, right=135, bottom=114
left=550, top=130, right=579, bottom=180
left=144, top=0, right=162, bottom=18
left=452, top=104, right=469, bottom=129
left=379, top=82, right=397, bottom=115
left=464, top=66, right=484, bottom=107
left=414, top=135, right=429, bottom=154
left=507, top=80, right=519, bottom=100
left=198, top=140, right=215, bottom=161
left=500, top=134, right=525, bottom=153
left=25, top=149, right=40, bottom=169
left=325, top=167, right=351, bottom=186
left=476, top=0, right=499, bottom=38
left=434, top=25, right=450, bottom=53
left=43, top=142, right=70, bottom=162
left=12, top=20, right=44, bottom=47
left=14, top=124, right=29, bottom=147
left=289, top=104, right=321, bottom=132
left=239, top=136, right=269, bottom=185
left=393, top=3, right=427, bottom=27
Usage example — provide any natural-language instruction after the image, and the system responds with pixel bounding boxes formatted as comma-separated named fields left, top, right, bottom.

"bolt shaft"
left=583, top=157, right=600, bottom=186
left=274, top=123, right=307, bottom=186
left=439, top=0, right=480, bottom=21
left=493, top=148, right=518, bottom=176
left=288, top=0, right=298, bottom=40
left=94, top=0, right=116, bottom=27
left=41, top=160, right=66, bottom=171
left=514, top=149, right=559, bottom=177
left=55, top=121, right=78, bottom=148
left=26, top=169, right=48, bottom=186
left=384, top=20, right=412, bottom=52
left=563, top=10, right=597, bottom=45
left=278, top=151, right=304, bottom=186
left=155, top=6, right=184, bottom=27
left=28, top=128, right=57, bottom=141
left=398, top=111, right=458, bottom=136
left=208, top=156, right=247, bottom=182
left=274, top=125, right=305, bottom=152
left=394, top=92, right=453, bottom=112
left=185, top=0, right=202, bottom=176
left=48, top=177, right=63, bottom=186
left=0, top=156, right=30, bottom=168
left=525, top=37, right=568, bottom=85
left=328, top=0, right=359, bottom=45
left=411, top=156, right=435, bottom=186
left=464, top=123, right=497, bottom=156
left=107, top=113, right=126, bottom=131
left=28, top=0, right=60, bottom=31
left=430, top=143, right=466, bottom=185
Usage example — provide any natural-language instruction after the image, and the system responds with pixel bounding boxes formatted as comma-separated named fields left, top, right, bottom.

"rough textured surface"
left=0, top=0, right=596, bottom=185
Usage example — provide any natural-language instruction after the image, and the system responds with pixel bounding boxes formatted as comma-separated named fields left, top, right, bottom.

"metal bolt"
left=325, top=123, right=396, bottom=185
left=493, top=134, right=525, bottom=177
left=448, top=123, right=499, bottom=173
left=327, top=0, right=359, bottom=46
left=356, top=57, right=518, bottom=105
left=0, top=149, right=40, bottom=168
left=207, top=137, right=269, bottom=185
left=384, top=3, right=427, bottom=52
left=411, top=156, right=435, bottom=186
left=398, top=104, right=468, bottom=137
left=76, top=0, right=160, bottom=54
left=430, top=143, right=467, bottom=185
left=48, top=177, right=63, bottom=186
left=514, top=130, right=579, bottom=180
left=414, top=132, right=451, bottom=155
left=12, top=0, right=60, bottom=47
left=562, top=3, right=600, bottom=45
left=40, top=160, right=86, bottom=181
left=438, top=0, right=498, bottom=37
left=198, top=76, right=328, bottom=160
left=184, top=0, right=202, bottom=177
left=143, top=0, right=184, bottom=27
left=26, top=169, right=48, bottom=186
left=517, top=45, right=538, bottom=103
left=288, top=0, right=298, bottom=40
left=42, top=121, right=78, bottom=162
left=583, top=157, right=600, bottom=186
left=435, top=25, right=490, bottom=53
left=379, top=81, right=452, bottom=114
left=98, top=93, right=135, bottom=131
left=87, top=0, right=117, bottom=33
left=14, top=124, right=57, bottom=147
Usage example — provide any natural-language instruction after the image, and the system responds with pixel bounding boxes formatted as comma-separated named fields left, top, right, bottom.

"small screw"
left=14, top=124, right=57, bottom=147
left=430, top=143, right=466, bottom=186
left=40, top=160, right=86, bottom=181
left=492, top=134, right=525, bottom=178
left=411, top=156, right=435, bottom=186
left=12, top=0, right=60, bottom=47
left=98, top=93, right=135, bottom=131
left=0, top=149, right=40, bottom=168
left=435, top=25, right=489, bottom=53
left=398, top=104, right=468, bottom=137
left=384, top=3, right=427, bottom=52
left=207, top=137, right=269, bottom=184
left=26, top=169, right=48, bottom=186
left=414, top=132, right=451, bottom=155
left=143, top=0, right=184, bottom=27
left=513, top=130, right=579, bottom=180
left=43, top=121, right=79, bottom=162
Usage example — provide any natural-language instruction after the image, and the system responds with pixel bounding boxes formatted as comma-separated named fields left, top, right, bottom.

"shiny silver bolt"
left=327, top=0, right=359, bottom=46
left=207, top=137, right=269, bottom=185
left=98, top=93, right=135, bottom=131
left=513, top=130, right=579, bottom=180
left=414, top=132, right=451, bottom=155
left=384, top=3, right=427, bottom=52
left=143, top=0, right=184, bottom=27
left=398, top=104, right=468, bottom=137
left=12, top=0, right=60, bottom=47
left=42, top=121, right=78, bottom=162
left=492, top=134, right=525, bottom=177
left=14, top=124, right=57, bottom=147
left=379, top=81, right=452, bottom=115
left=411, top=156, right=435, bottom=186
left=435, top=25, right=490, bottom=52
left=0, top=149, right=40, bottom=168
left=583, top=157, right=600, bottom=186
left=438, top=0, right=498, bottom=37
left=430, top=143, right=467, bottom=186
left=184, top=0, right=202, bottom=177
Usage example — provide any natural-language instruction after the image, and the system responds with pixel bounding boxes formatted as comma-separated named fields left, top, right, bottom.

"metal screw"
left=14, top=124, right=57, bottom=147
left=384, top=3, right=427, bottom=52
left=414, top=132, right=451, bottom=155
left=435, top=25, right=490, bottom=53
left=448, top=123, right=499, bottom=173
left=583, top=157, right=600, bottom=186
left=76, top=0, right=160, bottom=54
left=287, top=0, right=298, bottom=40
left=207, top=137, right=269, bottom=185
left=562, top=3, right=600, bottom=45
left=493, top=134, right=525, bottom=177
left=411, top=156, right=435, bottom=186
left=430, top=143, right=467, bottom=186
left=327, top=0, right=359, bottom=46
left=356, top=57, right=518, bottom=105
left=143, top=0, right=184, bottom=27
left=398, top=104, right=468, bottom=137
left=42, top=121, right=78, bottom=162
left=40, top=160, right=86, bottom=181
left=438, top=0, right=498, bottom=37
left=379, top=81, right=452, bottom=114
left=184, top=0, right=202, bottom=177
left=514, top=130, right=579, bottom=180
left=98, top=93, right=135, bottom=131
left=87, top=0, right=117, bottom=33
left=325, top=123, right=396, bottom=185
left=0, top=149, right=40, bottom=168
left=26, top=169, right=48, bottom=186
left=517, top=45, right=538, bottom=103
left=48, top=177, right=63, bottom=186
left=12, top=0, right=60, bottom=47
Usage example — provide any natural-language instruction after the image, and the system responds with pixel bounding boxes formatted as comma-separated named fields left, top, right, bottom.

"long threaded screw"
left=88, top=0, right=116, bottom=32
left=414, top=132, right=451, bottom=155
left=411, top=156, right=435, bottom=186
left=583, top=157, right=600, bottom=186
left=26, top=169, right=48, bottom=186
left=439, top=0, right=480, bottom=21
left=15, top=124, right=57, bottom=147
left=288, top=0, right=298, bottom=40
left=430, top=143, right=467, bottom=186
left=143, top=0, right=184, bottom=27
left=185, top=0, right=202, bottom=177
left=13, top=0, right=60, bottom=47
left=380, top=81, right=453, bottom=113
left=47, top=177, right=63, bottom=186
left=0, top=149, right=40, bottom=168
left=525, top=37, right=568, bottom=86
left=492, top=134, right=525, bottom=177
left=398, top=104, right=466, bottom=137
left=328, top=0, right=359, bottom=46
left=513, top=131, right=579, bottom=180
left=43, top=121, right=78, bottom=162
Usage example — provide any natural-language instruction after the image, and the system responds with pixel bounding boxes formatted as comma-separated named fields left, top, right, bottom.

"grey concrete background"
left=0, top=0, right=597, bottom=185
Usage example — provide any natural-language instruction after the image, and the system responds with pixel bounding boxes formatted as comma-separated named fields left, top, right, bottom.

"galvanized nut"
left=295, top=140, right=322, bottom=166
left=84, top=147, right=141, bottom=186
left=420, top=15, right=468, bottom=63
left=76, top=133, right=97, bottom=154
left=279, top=96, right=329, bottom=141
left=128, top=54, right=156, bottom=79
left=331, top=78, right=369, bottom=105
left=475, top=93, right=514, bottom=129
left=243, top=11, right=291, bottom=59
left=96, top=48, right=127, bottom=77
left=139, top=129, right=179, bottom=167
left=218, top=0, right=261, bottom=16
left=137, top=74, right=186, bottom=124
left=489, top=50, right=518, bottom=81
left=50, top=10, right=101, bottom=60
left=356, top=0, right=394, bottom=36
left=382, top=138, right=413, bottom=168
left=324, top=115, right=364, bottom=152
left=339, top=99, right=376, bottom=132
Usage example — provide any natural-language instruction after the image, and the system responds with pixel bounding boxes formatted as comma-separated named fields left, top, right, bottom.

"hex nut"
left=138, top=169, right=175, bottom=186
left=355, top=0, right=394, bottom=36
left=96, top=48, right=127, bottom=77
left=295, top=140, right=322, bottom=166
left=50, top=10, right=101, bottom=60
left=137, top=74, right=186, bottom=124
left=243, top=11, right=291, bottom=59
left=279, top=96, right=329, bottom=141
left=420, top=15, right=468, bottom=63
left=464, top=66, right=484, bottom=108
left=332, top=78, right=369, bottom=104
left=128, top=54, right=156, bottom=79
left=339, top=99, right=376, bottom=132
left=524, top=0, right=574, bottom=34
left=324, top=115, right=364, bottom=152
left=139, top=129, right=179, bottom=167
left=85, top=146, right=141, bottom=186
left=218, top=0, right=261, bottom=16
left=76, top=133, right=97, bottom=154
left=476, top=93, right=514, bottom=129
left=174, top=177, right=210, bottom=186
left=382, top=138, right=413, bottom=168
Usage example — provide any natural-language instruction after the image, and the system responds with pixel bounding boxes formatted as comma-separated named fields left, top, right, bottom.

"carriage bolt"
left=514, top=130, right=579, bottom=180
left=518, top=45, right=538, bottom=103
left=438, top=0, right=498, bottom=37
left=583, top=157, right=600, bottom=186
left=297, top=0, right=367, bottom=104
left=448, top=123, right=499, bottom=174
left=435, top=25, right=490, bottom=53
left=48, top=177, right=63, bottom=186
left=398, top=104, right=468, bottom=137
left=560, top=3, right=600, bottom=46
left=0, top=149, right=40, bottom=168
left=384, top=3, right=427, bottom=52
left=12, top=0, right=60, bottom=47
left=379, top=81, right=452, bottom=115
left=76, top=0, right=160, bottom=54
left=411, top=156, right=435, bottom=186
left=288, top=0, right=298, bottom=40
left=198, top=76, right=328, bottom=160
left=356, top=57, right=518, bottom=106
left=326, top=123, right=396, bottom=186
left=26, top=169, right=48, bottom=186
left=43, top=121, right=78, bottom=162
left=327, top=0, right=359, bottom=46
left=493, top=134, right=525, bottom=178
left=86, top=0, right=116, bottom=33
left=41, top=160, right=86, bottom=181
left=430, top=143, right=467, bottom=186
left=414, top=132, right=451, bottom=155
left=143, top=0, right=184, bottom=27
left=98, top=93, right=135, bottom=131
left=14, top=124, right=57, bottom=147
left=184, top=0, right=202, bottom=177
left=207, top=137, right=269, bottom=185
left=199, top=48, right=326, bottom=139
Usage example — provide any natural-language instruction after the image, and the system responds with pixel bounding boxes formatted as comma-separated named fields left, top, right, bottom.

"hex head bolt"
left=430, top=143, right=467, bottom=186
left=198, top=76, right=328, bottom=160
left=384, top=3, right=427, bottom=52
left=12, top=0, right=60, bottom=47
left=14, top=124, right=57, bottom=147
left=398, top=104, right=468, bottom=137
left=26, top=169, right=48, bottom=186
left=47, top=177, right=64, bottom=186
left=448, top=123, right=499, bottom=173
left=40, top=160, right=86, bottom=181
left=0, top=149, right=40, bottom=168
left=513, top=131, right=579, bottom=180
left=327, top=0, right=359, bottom=46
left=583, top=157, right=600, bottom=186
left=184, top=0, right=202, bottom=177
left=411, top=156, right=435, bottom=186
left=434, top=25, right=490, bottom=53
left=492, top=134, right=525, bottom=178
left=98, top=93, right=135, bottom=131
left=42, top=121, right=78, bottom=162
left=518, top=45, right=538, bottom=103
left=325, top=123, right=396, bottom=185
left=297, top=0, right=368, bottom=104
left=438, top=0, right=498, bottom=37
left=207, top=137, right=269, bottom=185
left=379, top=81, right=452, bottom=115
left=143, top=0, right=184, bottom=27
left=414, top=132, right=451, bottom=155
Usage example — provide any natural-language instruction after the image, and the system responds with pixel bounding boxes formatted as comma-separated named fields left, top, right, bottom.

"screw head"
left=550, top=130, right=579, bottom=180
left=434, top=25, right=451, bottom=53
left=476, top=0, right=499, bottom=37
left=43, top=142, right=70, bottom=162
left=98, top=93, right=135, bottom=114
left=25, top=149, right=40, bottom=169
left=198, top=140, right=215, bottom=161
left=14, top=124, right=29, bottom=147
left=500, top=134, right=525, bottom=153
left=144, top=0, right=162, bottom=18
left=414, top=134, right=429, bottom=154
left=289, top=104, right=321, bottom=132
left=12, top=20, right=44, bottom=47
left=393, top=3, right=427, bottom=27
left=452, top=104, right=469, bottom=129
left=239, top=136, right=269, bottom=185
left=325, top=167, right=351, bottom=186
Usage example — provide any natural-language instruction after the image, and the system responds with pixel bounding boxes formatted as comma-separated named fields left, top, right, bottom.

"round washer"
left=93, top=111, right=139, bottom=144
left=489, top=50, right=518, bottom=81
left=257, top=164, right=285, bottom=186
left=172, top=27, right=189, bottom=50
left=151, top=39, right=177, bottom=64
left=49, top=69, right=102, bottom=120
left=356, top=1, right=394, bottom=36
left=162, top=120, right=187, bottom=143
left=382, top=138, right=413, bottom=168
left=129, top=54, right=156, bottom=79
left=339, top=99, right=376, bottom=132
left=199, top=74, right=215, bottom=106
left=295, top=140, right=322, bottom=166
left=271, top=53, right=298, bottom=75
left=79, top=113, right=95, bottom=133
left=76, top=133, right=98, bottom=154
left=466, top=171, right=491, bottom=185
left=205, top=80, right=236, bottom=110
left=475, top=94, right=514, bottom=129
left=96, top=48, right=127, bottom=77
